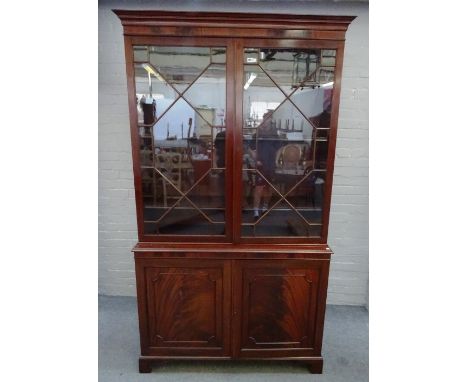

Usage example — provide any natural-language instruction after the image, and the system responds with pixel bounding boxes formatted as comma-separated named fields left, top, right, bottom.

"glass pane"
left=243, top=65, right=286, bottom=138
left=244, top=48, right=259, bottom=64
left=184, top=64, right=227, bottom=170
left=133, top=45, right=227, bottom=236
left=134, top=63, right=179, bottom=125
left=241, top=47, right=336, bottom=238
left=211, top=48, right=226, bottom=64
left=133, top=46, right=148, bottom=62
left=246, top=48, right=335, bottom=96
left=149, top=46, right=211, bottom=93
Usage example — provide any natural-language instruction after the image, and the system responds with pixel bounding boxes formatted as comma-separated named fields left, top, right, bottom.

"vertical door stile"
left=232, top=39, right=244, bottom=243
left=320, top=41, right=345, bottom=242
left=123, top=35, right=145, bottom=241
left=225, top=39, right=236, bottom=242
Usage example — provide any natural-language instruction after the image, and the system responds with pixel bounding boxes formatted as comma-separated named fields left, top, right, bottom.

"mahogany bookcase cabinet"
left=114, top=10, right=355, bottom=374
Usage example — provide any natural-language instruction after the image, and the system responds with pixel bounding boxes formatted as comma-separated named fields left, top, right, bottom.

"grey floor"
left=99, top=295, right=368, bottom=382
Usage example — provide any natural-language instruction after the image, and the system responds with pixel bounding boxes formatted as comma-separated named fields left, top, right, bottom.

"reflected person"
left=247, top=111, right=280, bottom=221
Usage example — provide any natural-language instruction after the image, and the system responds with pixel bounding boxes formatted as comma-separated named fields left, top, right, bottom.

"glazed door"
left=128, top=38, right=342, bottom=244
left=232, top=259, right=329, bottom=358
left=235, top=41, right=342, bottom=243
left=136, top=258, right=231, bottom=357
left=128, top=40, right=234, bottom=242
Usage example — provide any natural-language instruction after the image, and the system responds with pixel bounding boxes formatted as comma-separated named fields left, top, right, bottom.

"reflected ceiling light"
left=321, top=81, right=334, bottom=88
left=244, top=73, right=257, bottom=90
left=141, top=63, right=164, bottom=82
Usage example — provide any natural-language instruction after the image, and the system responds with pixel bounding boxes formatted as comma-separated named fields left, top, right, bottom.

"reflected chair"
left=276, top=143, right=303, bottom=170
left=155, top=152, right=183, bottom=207
left=275, top=143, right=305, bottom=194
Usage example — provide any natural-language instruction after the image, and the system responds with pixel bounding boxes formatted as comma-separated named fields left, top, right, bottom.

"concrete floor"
left=99, top=295, right=368, bottom=381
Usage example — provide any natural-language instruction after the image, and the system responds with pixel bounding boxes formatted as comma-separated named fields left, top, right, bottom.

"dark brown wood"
left=225, top=39, right=236, bottom=243
left=113, top=9, right=355, bottom=374
left=136, top=258, right=231, bottom=357
left=138, top=358, right=152, bottom=373
left=307, top=359, right=324, bottom=374
left=232, top=259, right=329, bottom=359
left=133, top=242, right=332, bottom=254
left=232, top=38, right=244, bottom=243
left=114, top=10, right=354, bottom=40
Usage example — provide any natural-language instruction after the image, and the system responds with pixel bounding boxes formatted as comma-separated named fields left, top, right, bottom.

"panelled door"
left=231, top=259, right=329, bottom=358
left=135, top=258, right=232, bottom=357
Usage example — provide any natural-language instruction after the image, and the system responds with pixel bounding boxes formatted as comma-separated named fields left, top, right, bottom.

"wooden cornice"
left=113, top=10, right=356, bottom=40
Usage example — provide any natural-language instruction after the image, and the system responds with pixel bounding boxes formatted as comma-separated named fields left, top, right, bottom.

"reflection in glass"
left=134, top=46, right=226, bottom=236
left=133, top=45, right=148, bottom=62
left=149, top=46, right=212, bottom=93
left=242, top=48, right=336, bottom=238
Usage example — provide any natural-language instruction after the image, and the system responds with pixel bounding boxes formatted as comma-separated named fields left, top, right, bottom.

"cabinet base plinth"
left=138, top=358, right=153, bottom=373
left=307, top=359, right=324, bottom=374
left=138, top=357, right=323, bottom=374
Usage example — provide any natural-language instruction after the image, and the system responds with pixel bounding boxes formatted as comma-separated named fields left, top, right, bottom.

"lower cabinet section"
left=134, top=254, right=330, bottom=371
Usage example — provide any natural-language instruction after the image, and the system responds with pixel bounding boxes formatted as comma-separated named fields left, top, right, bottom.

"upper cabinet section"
left=114, top=11, right=354, bottom=243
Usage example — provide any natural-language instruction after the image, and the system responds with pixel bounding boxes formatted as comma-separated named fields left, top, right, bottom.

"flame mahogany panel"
left=136, top=258, right=231, bottom=357
left=232, top=259, right=329, bottom=359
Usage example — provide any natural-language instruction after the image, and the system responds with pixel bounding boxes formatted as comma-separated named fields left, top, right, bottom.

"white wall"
left=98, top=0, right=369, bottom=305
